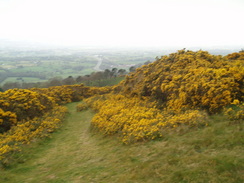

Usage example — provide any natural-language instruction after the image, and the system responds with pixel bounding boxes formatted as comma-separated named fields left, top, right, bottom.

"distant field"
left=0, top=47, right=180, bottom=87
left=0, top=59, right=98, bottom=86
left=1, top=77, right=47, bottom=85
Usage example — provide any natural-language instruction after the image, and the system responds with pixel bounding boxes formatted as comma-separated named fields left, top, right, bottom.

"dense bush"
left=76, top=103, right=89, bottom=112
left=0, top=109, right=17, bottom=133
left=0, top=106, right=67, bottom=163
left=0, top=84, right=111, bottom=134
left=85, top=94, right=208, bottom=143
left=115, top=50, right=244, bottom=113
left=0, top=89, right=55, bottom=132
left=31, top=84, right=112, bottom=105
left=87, top=50, right=244, bottom=143
left=224, top=101, right=244, bottom=121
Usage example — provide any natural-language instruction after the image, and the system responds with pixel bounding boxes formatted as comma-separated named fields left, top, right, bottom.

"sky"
left=0, top=0, right=243, bottom=48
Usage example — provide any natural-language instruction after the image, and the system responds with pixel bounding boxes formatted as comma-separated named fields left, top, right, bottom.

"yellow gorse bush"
left=115, top=50, right=244, bottom=113
left=0, top=89, right=56, bottom=121
left=31, top=84, right=112, bottom=105
left=86, top=94, right=207, bottom=143
left=224, top=102, right=244, bottom=121
left=0, top=85, right=112, bottom=133
left=0, top=106, right=67, bottom=162
left=0, top=89, right=56, bottom=133
left=0, top=108, right=17, bottom=133
left=76, top=103, right=89, bottom=112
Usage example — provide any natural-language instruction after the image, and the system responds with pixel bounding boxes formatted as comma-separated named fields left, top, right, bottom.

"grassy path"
left=0, top=102, right=154, bottom=183
left=0, top=102, right=243, bottom=183
left=0, top=102, right=116, bottom=182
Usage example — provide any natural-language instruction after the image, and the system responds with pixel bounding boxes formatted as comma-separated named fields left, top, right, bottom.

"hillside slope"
left=0, top=50, right=243, bottom=182
left=0, top=102, right=243, bottom=183
left=116, top=49, right=244, bottom=113
left=86, top=50, right=243, bottom=143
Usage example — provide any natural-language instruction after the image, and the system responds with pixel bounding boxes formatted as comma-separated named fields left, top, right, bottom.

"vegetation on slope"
left=116, top=49, right=244, bottom=113
left=1, top=68, right=126, bottom=91
left=0, top=102, right=243, bottom=183
left=0, top=84, right=111, bottom=164
left=84, top=50, right=243, bottom=143
left=85, top=94, right=208, bottom=143
left=0, top=49, right=243, bottom=182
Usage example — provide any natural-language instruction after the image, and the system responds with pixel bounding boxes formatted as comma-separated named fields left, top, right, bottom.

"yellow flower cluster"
left=0, top=106, right=67, bottom=163
left=224, top=101, right=244, bottom=121
left=116, top=50, right=244, bottom=113
left=31, top=84, right=112, bottom=105
left=86, top=94, right=207, bottom=143
left=76, top=103, right=89, bottom=112
left=0, top=108, right=17, bottom=132
left=0, top=89, right=56, bottom=133
left=0, top=85, right=111, bottom=133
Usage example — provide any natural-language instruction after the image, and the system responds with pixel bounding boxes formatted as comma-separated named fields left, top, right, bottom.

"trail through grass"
left=0, top=102, right=243, bottom=183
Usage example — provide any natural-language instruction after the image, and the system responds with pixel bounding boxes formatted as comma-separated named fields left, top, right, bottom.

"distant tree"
left=111, top=68, right=118, bottom=77
left=62, top=76, right=75, bottom=85
left=90, top=72, right=104, bottom=80
left=76, top=76, right=84, bottom=83
left=48, top=77, right=63, bottom=87
left=22, top=82, right=34, bottom=89
left=144, top=60, right=151, bottom=65
left=118, top=69, right=126, bottom=76
left=112, top=68, right=118, bottom=72
left=2, top=82, right=21, bottom=91
left=129, top=66, right=136, bottom=72
left=104, top=69, right=112, bottom=78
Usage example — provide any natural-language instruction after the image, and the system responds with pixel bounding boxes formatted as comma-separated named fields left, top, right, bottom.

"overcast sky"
left=0, top=0, right=243, bottom=48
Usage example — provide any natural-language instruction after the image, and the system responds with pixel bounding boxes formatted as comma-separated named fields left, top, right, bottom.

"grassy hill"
left=0, top=49, right=243, bottom=182
left=0, top=102, right=243, bottom=183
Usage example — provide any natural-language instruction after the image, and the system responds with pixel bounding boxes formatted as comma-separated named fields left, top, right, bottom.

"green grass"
left=10, top=66, right=55, bottom=72
left=85, top=77, right=125, bottom=87
left=0, top=103, right=243, bottom=183
left=1, top=77, right=48, bottom=85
